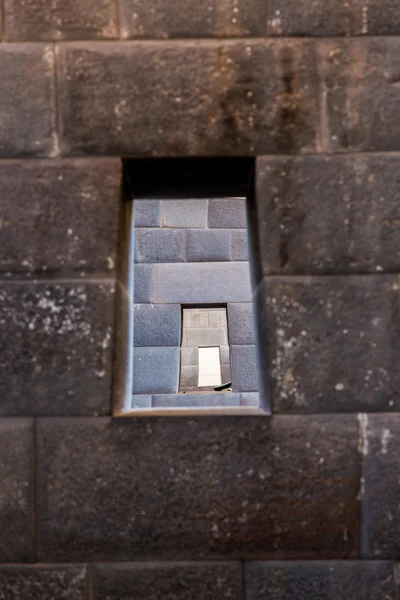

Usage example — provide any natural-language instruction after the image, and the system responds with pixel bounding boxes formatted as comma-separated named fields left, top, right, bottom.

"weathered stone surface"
left=240, top=392, right=260, bottom=408
left=162, top=200, right=208, bottom=228
left=179, top=365, right=199, bottom=389
left=257, top=154, right=400, bottom=275
left=0, top=419, right=34, bottom=561
left=181, top=347, right=198, bottom=367
left=232, top=229, right=249, bottom=261
left=120, top=0, right=268, bottom=38
left=134, top=304, right=181, bottom=346
left=231, top=345, right=258, bottom=392
left=264, top=276, right=400, bottom=412
left=317, top=38, right=400, bottom=152
left=135, top=228, right=186, bottom=263
left=0, top=281, right=115, bottom=415
left=186, top=229, right=232, bottom=262
left=36, top=415, right=361, bottom=560
left=0, top=44, right=56, bottom=157
left=58, top=40, right=318, bottom=156
left=0, top=565, right=88, bottom=599
left=245, top=561, right=397, bottom=599
left=134, top=200, right=161, bottom=227
left=184, top=327, right=228, bottom=347
left=92, top=562, right=243, bottom=599
left=153, top=393, right=241, bottom=407
left=131, top=395, right=152, bottom=409
left=208, top=198, right=247, bottom=229
left=0, top=159, right=120, bottom=276
left=133, top=347, right=180, bottom=394
left=134, top=264, right=153, bottom=303
left=228, top=303, right=255, bottom=345
left=153, top=262, right=252, bottom=304
left=4, top=0, right=117, bottom=40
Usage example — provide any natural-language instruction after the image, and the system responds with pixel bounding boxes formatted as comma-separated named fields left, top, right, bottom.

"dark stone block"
left=231, top=345, right=258, bottom=392
left=134, top=200, right=161, bottom=227
left=0, top=419, right=34, bottom=561
left=208, top=198, right=247, bottom=229
left=245, top=561, right=397, bottom=599
left=134, top=264, right=153, bottom=303
left=133, top=347, right=180, bottom=394
left=4, top=0, right=117, bottom=40
left=0, top=281, right=115, bottom=416
left=120, top=0, right=268, bottom=38
left=228, top=303, right=255, bottom=345
left=257, top=155, right=400, bottom=275
left=264, top=276, right=400, bottom=413
left=232, top=229, right=249, bottom=261
left=153, top=393, right=240, bottom=407
left=136, top=228, right=185, bottom=263
left=134, top=304, right=181, bottom=346
left=92, top=562, right=243, bottom=600
left=0, top=159, right=120, bottom=276
left=317, top=38, right=400, bottom=152
left=58, top=40, right=318, bottom=156
left=0, top=44, right=56, bottom=157
left=36, top=415, right=361, bottom=560
left=186, top=229, right=232, bottom=262
left=0, top=565, right=88, bottom=599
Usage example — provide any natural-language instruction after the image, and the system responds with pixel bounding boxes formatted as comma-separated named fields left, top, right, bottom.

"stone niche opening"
left=114, top=158, right=269, bottom=415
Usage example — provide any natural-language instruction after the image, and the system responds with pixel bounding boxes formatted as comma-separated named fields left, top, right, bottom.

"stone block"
left=0, top=419, right=34, bottom=561
left=133, top=347, right=180, bottom=394
left=220, top=345, right=230, bottom=364
left=0, top=159, right=120, bottom=276
left=134, top=304, right=181, bottom=346
left=264, top=276, right=400, bottom=413
left=184, top=327, right=228, bottom=347
left=232, top=229, right=249, bottom=261
left=4, top=0, right=117, bottom=40
left=186, top=310, right=208, bottom=328
left=161, top=200, right=208, bottom=228
left=179, top=365, right=198, bottom=388
left=36, top=415, right=361, bottom=560
left=231, top=345, right=259, bottom=392
left=228, top=303, right=255, bottom=345
left=317, top=38, right=400, bottom=152
left=245, top=561, right=397, bottom=599
left=153, top=393, right=241, bottom=407
left=0, top=565, right=88, bottom=599
left=221, top=365, right=232, bottom=384
left=0, top=44, right=56, bottom=157
left=240, top=392, right=260, bottom=407
left=57, top=40, right=318, bottom=156
left=120, top=0, right=268, bottom=38
left=131, top=395, right=152, bottom=409
left=181, top=347, right=198, bottom=367
left=186, top=229, right=232, bottom=262
left=134, top=200, right=161, bottom=227
left=208, top=198, right=247, bottom=229
left=92, top=562, right=243, bottom=600
left=0, top=281, right=115, bottom=416
left=134, top=264, right=153, bottom=303
left=153, top=262, right=252, bottom=303
left=136, top=228, right=185, bottom=263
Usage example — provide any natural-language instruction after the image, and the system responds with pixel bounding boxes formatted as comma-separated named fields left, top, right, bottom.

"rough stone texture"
left=0, top=281, right=115, bottom=415
left=57, top=40, right=318, bottom=156
left=131, top=395, right=152, bottom=409
left=0, top=420, right=34, bottom=561
left=240, top=393, right=260, bottom=408
left=120, top=0, right=268, bottom=38
left=232, top=229, right=249, bottom=261
left=228, top=303, right=255, bottom=345
left=133, top=347, right=180, bottom=394
left=264, top=276, right=400, bottom=413
left=36, top=415, right=361, bottom=560
left=4, top=0, right=118, bottom=40
left=184, top=327, right=228, bottom=347
left=162, top=200, right=208, bottom=228
left=186, top=229, right=232, bottom=262
left=0, top=565, right=88, bottom=599
left=134, top=304, right=181, bottom=347
left=134, top=264, right=153, bottom=303
left=245, top=561, right=397, bottom=599
left=153, top=393, right=241, bottom=408
left=231, top=345, right=258, bottom=392
left=317, top=38, right=400, bottom=152
left=134, top=200, right=161, bottom=227
left=256, top=154, right=400, bottom=275
left=0, top=159, right=120, bottom=276
left=0, top=44, right=56, bottom=158
left=135, top=228, right=186, bottom=263
left=208, top=198, right=247, bottom=229
left=179, top=365, right=199, bottom=389
left=92, top=562, right=243, bottom=599
left=363, top=414, right=400, bottom=558
left=153, top=262, right=252, bottom=304
left=181, top=347, right=198, bottom=366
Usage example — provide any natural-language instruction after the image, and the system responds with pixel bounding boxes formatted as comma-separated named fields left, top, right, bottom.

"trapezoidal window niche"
left=116, top=158, right=268, bottom=415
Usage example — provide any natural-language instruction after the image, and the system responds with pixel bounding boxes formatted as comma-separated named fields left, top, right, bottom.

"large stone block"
left=153, top=393, right=241, bottom=407
left=57, top=40, right=318, bottom=156
left=36, top=415, right=361, bottom=560
left=208, top=198, right=247, bottom=229
left=4, top=0, right=117, bottom=40
left=264, top=276, right=400, bottom=412
left=133, top=347, right=180, bottom=394
left=134, top=200, right=161, bottom=227
left=245, top=561, right=397, bottom=599
left=92, top=562, right=243, bottom=600
left=153, top=262, right=252, bottom=304
left=231, top=345, right=258, bottom=392
left=232, top=229, right=249, bottom=261
left=183, top=327, right=228, bottom=347
left=0, top=44, right=56, bottom=157
left=228, top=303, right=255, bottom=345
left=317, top=38, right=400, bottom=152
left=240, top=392, right=260, bottom=407
left=179, top=365, right=199, bottom=389
left=186, top=229, right=232, bottom=262
left=161, top=200, right=208, bottom=228
left=256, top=154, right=400, bottom=275
left=120, top=0, right=268, bottom=38
left=0, top=281, right=115, bottom=415
left=134, top=264, right=153, bottom=303
left=134, top=304, right=181, bottom=346
left=135, top=228, right=185, bottom=263
left=131, top=395, right=152, bottom=409
left=0, top=565, right=88, bottom=599
left=0, top=159, right=120, bottom=276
